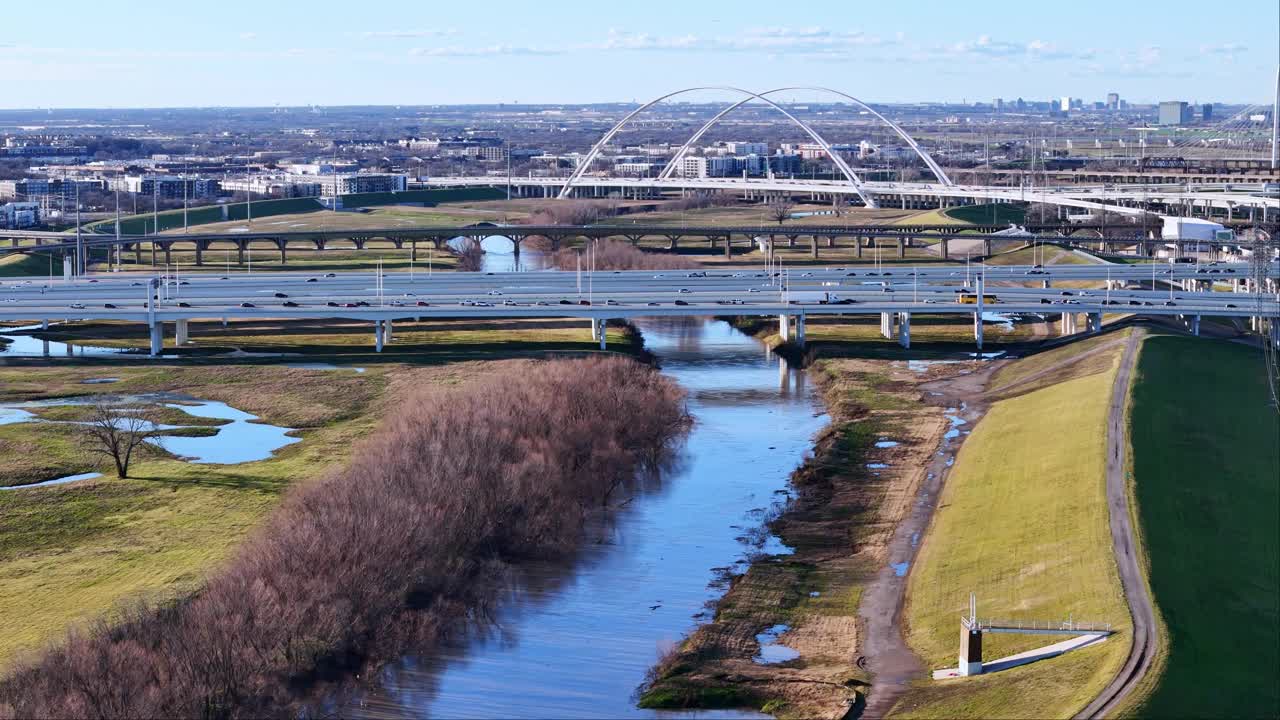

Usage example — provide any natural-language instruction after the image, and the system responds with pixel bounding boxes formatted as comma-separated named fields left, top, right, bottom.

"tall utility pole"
left=152, top=181, right=159, bottom=235
left=74, top=182, right=83, bottom=275
left=245, top=163, right=253, bottom=226
left=183, top=164, right=189, bottom=233
left=1271, top=64, right=1278, bottom=171
left=114, top=188, right=121, bottom=270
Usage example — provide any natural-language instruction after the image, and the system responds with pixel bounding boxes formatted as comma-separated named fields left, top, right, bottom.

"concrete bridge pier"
left=897, top=237, right=906, bottom=259
left=384, top=320, right=393, bottom=344
left=880, top=311, right=895, bottom=339
left=590, top=318, right=600, bottom=341
left=1087, top=312, right=1102, bottom=334
left=194, top=242, right=203, bottom=266
left=148, top=321, right=162, bottom=356
left=795, top=314, right=806, bottom=346
left=939, top=238, right=949, bottom=259
left=810, top=236, right=819, bottom=259
left=1060, top=312, right=1078, bottom=335
left=237, top=243, right=245, bottom=266
left=175, top=319, right=189, bottom=346
left=1041, top=279, right=1052, bottom=289
left=898, top=312, right=911, bottom=348
left=41, top=319, right=48, bottom=330
left=778, top=314, right=791, bottom=342
left=597, top=319, right=608, bottom=350
left=974, top=312, right=985, bottom=349
left=374, top=320, right=384, bottom=353
left=163, top=244, right=172, bottom=267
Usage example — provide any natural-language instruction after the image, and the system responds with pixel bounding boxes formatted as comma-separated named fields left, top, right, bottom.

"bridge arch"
left=659, top=87, right=952, bottom=186
left=556, top=86, right=880, bottom=207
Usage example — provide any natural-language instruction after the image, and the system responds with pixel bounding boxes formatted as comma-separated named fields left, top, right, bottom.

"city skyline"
left=0, top=0, right=1276, bottom=109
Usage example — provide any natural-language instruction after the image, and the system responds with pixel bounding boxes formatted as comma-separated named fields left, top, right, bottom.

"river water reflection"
left=347, top=318, right=828, bottom=719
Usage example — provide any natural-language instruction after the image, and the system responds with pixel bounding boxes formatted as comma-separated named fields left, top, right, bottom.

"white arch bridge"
left=424, top=85, right=1280, bottom=221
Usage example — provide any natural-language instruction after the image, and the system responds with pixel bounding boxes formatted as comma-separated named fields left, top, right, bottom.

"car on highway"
left=605, top=299, right=619, bottom=306
left=686, top=271, right=706, bottom=278
left=240, top=302, right=256, bottom=308
left=324, top=273, right=337, bottom=278
left=327, top=301, right=340, bottom=307
left=1128, top=300, right=1141, bottom=306
left=355, top=301, right=371, bottom=307
left=503, top=300, right=519, bottom=306
left=178, top=302, right=192, bottom=308
left=1040, top=298, right=1053, bottom=304
left=1164, top=301, right=1176, bottom=306
left=274, top=292, right=288, bottom=298
left=69, top=303, right=85, bottom=309
left=416, top=301, right=430, bottom=307
left=306, top=278, right=318, bottom=282
left=646, top=302, right=660, bottom=306
left=283, top=301, right=300, bottom=307
left=678, top=288, right=692, bottom=294
left=578, top=300, right=591, bottom=306
left=1227, top=303, right=1238, bottom=308
left=487, top=290, right=503, bottom=296
left=103, top=303, right=118, bottom=309
left=559, top=299, right=572, bottom=305
left=1061, top=291, right=1074, bottom=296
left=674, top=299, right=689, bottom=306
left=535, top=301, right=550, bottom=306
left=748, top=288, right=760, bottom=293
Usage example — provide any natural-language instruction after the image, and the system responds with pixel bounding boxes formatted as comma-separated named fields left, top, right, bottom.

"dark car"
left=306, top=277, right=318, bottom=282
left=558, top=299, right=572, bottom=305
left=416, top=301, right=430, bottom=307
left=327, top=301, right=339, bottom=307
left=1128, top=300, right=1141, bottom=306
left=355, top=301, right=371, bottom=307
left=674, top=299, right=689, bottom=306
left=274, top=292, right=288, bottom=298
left=283, top=301, right=300, bottom=307
left=578, top=300, right=591, bottom=306
left=103, top=303, right=118, bottom=309
left=1040, top=298, right=1053, bottom=304
left=178, top=302, right=191, bottom=308
left=240, top=302, right=256, bottom=308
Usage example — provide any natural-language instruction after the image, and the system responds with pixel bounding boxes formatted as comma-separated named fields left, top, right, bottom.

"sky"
left=0, top=0, right=1276, bottom=109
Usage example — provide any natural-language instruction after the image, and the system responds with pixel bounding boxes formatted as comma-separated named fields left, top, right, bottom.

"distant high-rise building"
left=1202, top=103, right=1214, bottom=122
left=993, top=98, right=1004, bottom=111
left=1106, top=92, right=1120, bottom=110
left=1158, top=101, right=1192, bottom=126
left=1060, top=96, right=1072, bottom=112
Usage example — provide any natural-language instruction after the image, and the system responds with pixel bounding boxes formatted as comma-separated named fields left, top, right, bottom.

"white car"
left=487, top=290, right=503, bottom=296
left=69, top=303, right=86, bottom=309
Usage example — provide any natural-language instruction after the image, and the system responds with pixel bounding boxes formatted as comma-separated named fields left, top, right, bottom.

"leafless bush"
left=662, top=194, right=737, bottom=212
left=0, top=358, right=691, bottom=719
left=549, top=240, right=698, bottom=272
left=453, top=238, right=484, bottom=272
left=524, top=200, right=621, bottom=227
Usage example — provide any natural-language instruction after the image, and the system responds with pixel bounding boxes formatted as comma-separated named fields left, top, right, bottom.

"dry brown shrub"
left=0, top=357, right=690, bottom=719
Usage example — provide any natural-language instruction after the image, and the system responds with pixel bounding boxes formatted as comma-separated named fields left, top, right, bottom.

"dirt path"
left=1075, top=328, right=1158, bottom=719
left=857, top=363, right=1000, bottom=718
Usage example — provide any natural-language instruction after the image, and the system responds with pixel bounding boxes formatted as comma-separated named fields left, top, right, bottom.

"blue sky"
left=0, top=0, right=1275, bottom=108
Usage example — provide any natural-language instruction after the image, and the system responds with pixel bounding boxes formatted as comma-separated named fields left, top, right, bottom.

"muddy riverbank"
left=639, top=357, right=1000, bottom=719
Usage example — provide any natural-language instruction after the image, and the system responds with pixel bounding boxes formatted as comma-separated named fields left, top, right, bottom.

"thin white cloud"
left=239, top=32, right=257, bottom=41
left=363, top=29, right=457, bottom=39
left=409, top=44, right=561, bottom=57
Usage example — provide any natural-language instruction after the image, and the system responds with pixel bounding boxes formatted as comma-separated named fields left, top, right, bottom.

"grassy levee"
left=1120, top=336, right=1279, bottom=719
left=894, top=333, right=1132, bottom=718
left=0, top=253, right=56, bottom=277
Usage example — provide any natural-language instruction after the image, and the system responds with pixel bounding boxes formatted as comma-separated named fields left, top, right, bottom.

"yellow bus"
left=957, top=293, right=999, bottom=305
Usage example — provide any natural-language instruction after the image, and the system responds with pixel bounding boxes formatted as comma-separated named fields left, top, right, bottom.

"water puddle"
left=81, top=378, right=120, bottom=384
left=867, top=463, right=890, bottom=470
left=284, top=363, right=366, bottom=373
left=875, top=440, right=899, bottom=448
left=753, top=625, right=800, bottom=665
left=1, top=471, right=103, bottom=490
left=157, top=402, right=299, bottom=464
left=0, top=394, right=298, bottom=465
left=891, top=562, right=910, bottom=577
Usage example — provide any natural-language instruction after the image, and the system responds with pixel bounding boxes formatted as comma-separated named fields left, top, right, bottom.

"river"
left=344, top=317, right=829, bottom=719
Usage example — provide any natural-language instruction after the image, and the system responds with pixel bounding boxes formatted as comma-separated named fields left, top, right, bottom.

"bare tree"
left=766, top=199, right=796, bottom=225
left=80, top=402, right=157, bottom=479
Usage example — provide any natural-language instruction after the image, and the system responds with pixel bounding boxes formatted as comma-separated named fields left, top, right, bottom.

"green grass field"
left=1122, top=336, right=1279, bottom=719
left=895, top=334, right=1131, bottom=718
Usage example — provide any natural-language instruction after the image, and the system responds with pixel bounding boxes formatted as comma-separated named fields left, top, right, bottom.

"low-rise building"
left=0, top=201, right=40, bottom=228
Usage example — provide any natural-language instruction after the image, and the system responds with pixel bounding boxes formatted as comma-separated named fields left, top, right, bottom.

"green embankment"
left=87, top=187, right=505, bottom=235
left=0, top=252, right=56, bottom=277
left=1123, top=336, right=1279, bottom=719
left=896, top=334, right=1131, bottom=719
left=943, top=203, right=1026, bottom=226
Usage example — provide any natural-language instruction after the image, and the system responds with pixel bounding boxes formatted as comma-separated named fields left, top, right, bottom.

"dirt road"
left=1075, top=327, right=1158, bottom=718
